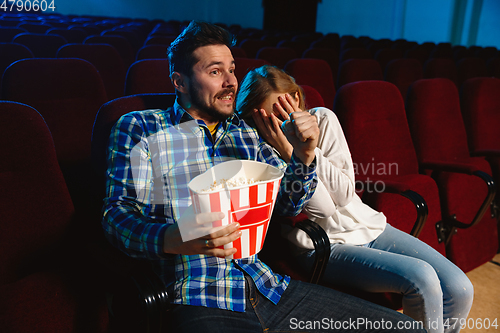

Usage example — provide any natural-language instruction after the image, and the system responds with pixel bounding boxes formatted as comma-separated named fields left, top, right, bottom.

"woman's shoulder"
left=309, top=107, right=341, bottom=125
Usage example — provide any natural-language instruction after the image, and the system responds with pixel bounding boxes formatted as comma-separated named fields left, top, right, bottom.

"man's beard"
left=189, top=84, right=236, bottom=122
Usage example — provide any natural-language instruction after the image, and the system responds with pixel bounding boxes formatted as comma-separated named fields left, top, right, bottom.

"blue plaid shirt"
left=102, top=100, right=317, bottom=312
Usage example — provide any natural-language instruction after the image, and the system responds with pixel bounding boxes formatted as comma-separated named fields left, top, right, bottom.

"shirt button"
left=304, top=176, right=309, bottom=180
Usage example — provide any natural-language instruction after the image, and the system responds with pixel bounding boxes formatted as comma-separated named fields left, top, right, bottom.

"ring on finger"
left=205, top=239, right=210, bottom=248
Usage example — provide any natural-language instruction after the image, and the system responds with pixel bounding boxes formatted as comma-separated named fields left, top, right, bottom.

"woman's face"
left=258, top=91, right=300, bottom=121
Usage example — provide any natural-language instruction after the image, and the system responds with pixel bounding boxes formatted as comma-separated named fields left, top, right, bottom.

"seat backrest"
left=91, top=93, right=177, bottom=178
left=300, top=85, right=325, bottom=109
left=136, top=44, right=168, bottom=60
left=337, top=58, right=383, bottom=89
left=460, top=77, right=500, bottom=153
left=238, top=38, right=271, bottom=58
left=84, top=35, right=134, bottom=67
left=406, top=78, right=470, bottom=163
left=230, top=46, right=247, bottom=58
left=429, top=43, right=453, bottom=59
left=256, top=47, right=297, bottom=69
left=423, top=58, right=458, bottom=87
left=284, top=58, right=336, bottom=109
left=0, top=27, right=27, bottom=42
left=339, top=47, right=372, bottom=64
left=404, top=45, right=432, bottom=65
left=57, top=43, right=126, bottom=101
left=456, top=57, right=488, bottom=88
left=276, top=40, right=310, bottom=58
left=144, top=35, right=175, bottom=46
left=0, top=42, right=34, bottom=81
left=12, top=33, right=67, bottom=58
left=234, top=57, right=270, bottom=84
left=333, top=80, right=419, bottom=176
left=0, top=101, right=74, bottom=285
left=487, top=57, right=500, bottom=78
left=16, top=23, right=52, bottom=34
left=1, top=58, right=107, bottom=166
left=384, top=58, right=423, bottom=101
left=101, top=30, right=141, bottom=52
left=374, top=48, right=403, bottom=72
left=474, top=46, right=498, bottom=61
left=125, top=59, right=173, bottom=95
left=301, top=47, right=339, bottom=84
left=46, top=28, right=88, bottom=43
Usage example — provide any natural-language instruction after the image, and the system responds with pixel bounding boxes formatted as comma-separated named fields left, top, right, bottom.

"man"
left=102, top=21, right=424, bottom=332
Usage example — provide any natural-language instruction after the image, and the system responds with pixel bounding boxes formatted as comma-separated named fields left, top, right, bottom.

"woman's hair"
left=236, top=65, right=305, bottom=120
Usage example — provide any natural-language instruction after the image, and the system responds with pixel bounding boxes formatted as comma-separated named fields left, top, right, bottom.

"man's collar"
left=172, top=98, right=241, bottom=127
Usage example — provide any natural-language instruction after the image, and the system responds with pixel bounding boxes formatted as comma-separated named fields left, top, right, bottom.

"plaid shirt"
left=102, top=100, right=317, bottom=312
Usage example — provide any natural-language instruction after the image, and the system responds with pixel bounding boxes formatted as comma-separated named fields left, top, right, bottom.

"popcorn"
left=186, top=160, right=284, bottom=259
left=201, top=177, right=260, bottom=192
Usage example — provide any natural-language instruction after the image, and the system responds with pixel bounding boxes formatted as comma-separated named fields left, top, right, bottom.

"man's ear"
left=171, top=72, right=188, bottom=93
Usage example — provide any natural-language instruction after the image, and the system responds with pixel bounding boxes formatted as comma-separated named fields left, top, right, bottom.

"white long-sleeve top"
left=285, top=107, right=386, bottom=250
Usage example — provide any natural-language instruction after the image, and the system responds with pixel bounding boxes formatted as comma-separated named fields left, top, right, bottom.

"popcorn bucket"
left=188, top=160, right=284, bottom=259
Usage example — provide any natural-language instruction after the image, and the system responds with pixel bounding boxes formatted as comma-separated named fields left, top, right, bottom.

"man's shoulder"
left=118, top=108, right=171, bottom=123
left=229, top=117, right=257, bottom=133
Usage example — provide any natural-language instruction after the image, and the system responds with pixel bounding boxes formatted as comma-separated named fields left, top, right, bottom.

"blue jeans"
left=169, top=275, right=425, bottom=332
left=295, top=224, right=473, bottom=333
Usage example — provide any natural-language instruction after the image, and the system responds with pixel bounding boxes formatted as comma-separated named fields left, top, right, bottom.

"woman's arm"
left=313, top=108, right=356, bottom=207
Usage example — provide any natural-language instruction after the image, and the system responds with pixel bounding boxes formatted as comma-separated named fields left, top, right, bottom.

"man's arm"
left=102, top=112, right=240, bottom=259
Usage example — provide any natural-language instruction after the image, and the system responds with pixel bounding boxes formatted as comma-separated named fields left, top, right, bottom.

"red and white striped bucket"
left=188, top=160, right=284, bottom=259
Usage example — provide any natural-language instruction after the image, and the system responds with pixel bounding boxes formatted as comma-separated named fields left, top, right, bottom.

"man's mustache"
left=215, top=88, right=236, bottom=98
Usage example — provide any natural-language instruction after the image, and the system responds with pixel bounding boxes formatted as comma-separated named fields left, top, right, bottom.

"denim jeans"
left=169, top=274, right=426, bottom=332
left=295, top=224, right=474, bottom=333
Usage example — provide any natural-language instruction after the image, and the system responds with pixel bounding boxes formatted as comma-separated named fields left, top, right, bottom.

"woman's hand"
left=278, top=93, right=319, bottom=166
left=251, top=93, right=307, bottom=162
left=252, top=108, right=293, bottom=162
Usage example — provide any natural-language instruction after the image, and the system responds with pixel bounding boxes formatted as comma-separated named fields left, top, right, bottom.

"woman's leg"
left=369, top=225, right=473, bottom=333
left=295, top=225, right=473, bottom=333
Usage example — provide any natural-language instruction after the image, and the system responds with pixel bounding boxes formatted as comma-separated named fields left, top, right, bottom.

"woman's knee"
left=444, top=273, right=474, bottom=309
left=405, top=261, right=443, bottom=298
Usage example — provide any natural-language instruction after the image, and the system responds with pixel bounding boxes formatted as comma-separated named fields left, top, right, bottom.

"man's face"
left=185, top=44, right=237, bottom=123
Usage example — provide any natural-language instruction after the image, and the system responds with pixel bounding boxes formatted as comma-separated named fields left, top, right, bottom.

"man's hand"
left=163, top=206, right=241, bottom=258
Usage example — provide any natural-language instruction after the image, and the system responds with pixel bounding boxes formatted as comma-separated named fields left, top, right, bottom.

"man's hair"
left=236, top=65, right=305, bottom=120
left=167, top=21, right=235, bottom=77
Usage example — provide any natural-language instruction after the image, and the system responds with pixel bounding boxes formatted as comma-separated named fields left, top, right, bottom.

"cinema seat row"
left=0, top=12, right=498, bottom=332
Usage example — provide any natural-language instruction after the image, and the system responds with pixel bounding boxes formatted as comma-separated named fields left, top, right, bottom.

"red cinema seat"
left=234, top=57, right=270, bottom=84
left=0, top=101, right=108, bottom=333
left=301, top=85, right=325, bottom=109
left=1, top=58, right=108, bottom=237
left=456, top=57, right=488, bottom=88
left=12, top=33, right=67, bottom=58
left=337, top=59, right=383, bottom=88
left=406, top=78, right=497, bottom=272
left=461, top=77, right=500, bottom=216
left=125, top=59, right=173, bottom=95
left=423, top=58, right=458, bottom=87
left=333, top=80, right=444, bottom=256
left=84, top=35, right=135, bottom=67
left=384, top=58, right=423, bottom=101
left=284, top=58, right=336, bottom=109
left=256, top=47, right=298, bottom=69
left=57, top=43, right=126, bottom=101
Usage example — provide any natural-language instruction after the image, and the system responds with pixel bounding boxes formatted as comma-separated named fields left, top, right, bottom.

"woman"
left=236, top=65, right=473, bottom=333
